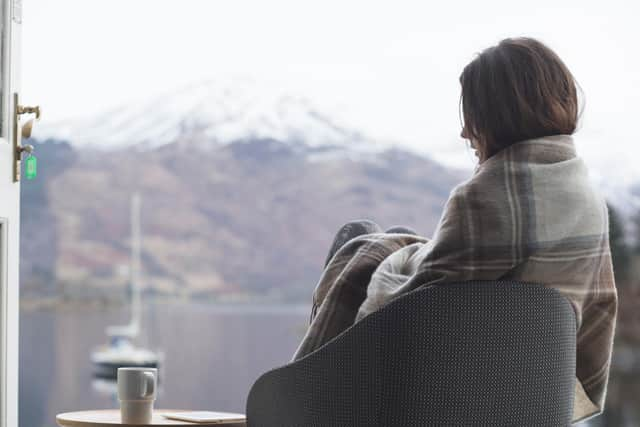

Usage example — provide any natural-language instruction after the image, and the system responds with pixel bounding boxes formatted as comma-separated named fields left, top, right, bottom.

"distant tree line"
left=608, top=203, right=636, bottom=288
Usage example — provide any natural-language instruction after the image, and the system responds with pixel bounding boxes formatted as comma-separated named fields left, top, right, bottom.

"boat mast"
left=130, top=193, right=142, bottom=335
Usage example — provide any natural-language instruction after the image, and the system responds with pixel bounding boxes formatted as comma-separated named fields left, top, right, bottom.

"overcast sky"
left=21, top=0, right=640, bottom=170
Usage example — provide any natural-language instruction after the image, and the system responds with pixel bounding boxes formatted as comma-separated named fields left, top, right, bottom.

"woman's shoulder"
left=449, top=135, right=601, bottom=200
left=445, top=135, right=608, bottom=243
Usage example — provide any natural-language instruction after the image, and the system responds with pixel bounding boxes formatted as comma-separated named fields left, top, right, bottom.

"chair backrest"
left=246, top=281, right=577, bottom=426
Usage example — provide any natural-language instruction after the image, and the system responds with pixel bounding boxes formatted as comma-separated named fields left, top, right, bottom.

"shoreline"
left=19, top=295, right=311, bottom=313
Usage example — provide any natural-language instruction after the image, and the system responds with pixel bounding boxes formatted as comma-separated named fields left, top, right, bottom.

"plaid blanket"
left=293, top=135, right=617, bottom=423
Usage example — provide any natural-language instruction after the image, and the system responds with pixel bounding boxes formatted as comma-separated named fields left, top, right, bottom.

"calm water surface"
left=20, top=302, right=309, bottom=427
left=19, top=301, right=636, bottom=427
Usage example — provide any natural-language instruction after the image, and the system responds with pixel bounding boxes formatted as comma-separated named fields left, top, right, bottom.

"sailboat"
left=91, top=193, right=161, bottom=379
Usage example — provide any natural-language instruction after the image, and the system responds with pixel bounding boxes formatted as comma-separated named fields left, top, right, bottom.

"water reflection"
left=20, top=302, right=309, bottom=427
left=20, top=302, right=639, bottom=427
left=19, top=310, right=57, bottom=427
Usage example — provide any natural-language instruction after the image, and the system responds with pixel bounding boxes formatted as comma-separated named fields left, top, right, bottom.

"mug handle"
left=142, top=372, right=155, bottom=398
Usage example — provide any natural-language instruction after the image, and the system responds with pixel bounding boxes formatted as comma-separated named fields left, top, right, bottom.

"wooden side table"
left=56, top=410, right=246, bottom=427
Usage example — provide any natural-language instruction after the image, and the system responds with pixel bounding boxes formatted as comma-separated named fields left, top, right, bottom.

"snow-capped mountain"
left=40, top=78, right=381, bottom=152
left=22, top=77, right=640, bottom=299
left=37, top=76, right=640, bottom=217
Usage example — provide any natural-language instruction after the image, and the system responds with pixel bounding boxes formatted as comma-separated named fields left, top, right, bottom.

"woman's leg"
left=324, top=222, right=420, bottom=267
left=301, top=221, right=424, bottom=358
left=324, top=220, right=383, bottom=268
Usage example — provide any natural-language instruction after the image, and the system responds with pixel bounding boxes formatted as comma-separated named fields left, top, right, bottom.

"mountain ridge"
left=39, top=78, right=382, bottom=153
left=20, top=135, right=463, bottom=301
left=23, top=79, right=636, bottom=301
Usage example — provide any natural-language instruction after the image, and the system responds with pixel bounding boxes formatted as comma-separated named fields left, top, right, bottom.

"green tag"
left=25, top=155, right=37, bottom=180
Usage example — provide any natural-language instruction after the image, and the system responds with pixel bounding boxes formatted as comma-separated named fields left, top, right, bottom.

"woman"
left=294, top=38, right=617, bottom=423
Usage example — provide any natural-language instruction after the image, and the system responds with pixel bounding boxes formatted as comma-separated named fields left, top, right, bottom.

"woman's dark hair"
left=459, top=37, right=580, bottom=161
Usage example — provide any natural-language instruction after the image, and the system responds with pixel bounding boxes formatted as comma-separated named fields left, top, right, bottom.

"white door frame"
left=0, top=0, right=21, bottom=425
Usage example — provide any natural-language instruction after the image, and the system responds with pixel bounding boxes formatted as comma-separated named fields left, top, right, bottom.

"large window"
left=18, top=1, right=640, bottom=426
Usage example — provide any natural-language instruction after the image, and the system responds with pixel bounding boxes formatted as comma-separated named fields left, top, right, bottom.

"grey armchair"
left=247, top=281, right=577, bottom=426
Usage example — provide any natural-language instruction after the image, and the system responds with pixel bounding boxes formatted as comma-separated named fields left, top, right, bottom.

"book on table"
left=162, top=412, right=246, bottom=424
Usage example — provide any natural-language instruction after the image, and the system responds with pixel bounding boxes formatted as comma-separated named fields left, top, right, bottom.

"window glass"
left=19, top=2, right=639, bottom=427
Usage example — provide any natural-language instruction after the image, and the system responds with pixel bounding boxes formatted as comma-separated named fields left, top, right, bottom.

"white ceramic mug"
left=117, top=367, right=157, bottom=424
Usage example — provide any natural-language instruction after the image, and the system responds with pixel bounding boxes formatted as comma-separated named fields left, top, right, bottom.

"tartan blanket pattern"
left=293, top=135, right=617, bottom=423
